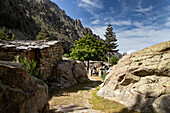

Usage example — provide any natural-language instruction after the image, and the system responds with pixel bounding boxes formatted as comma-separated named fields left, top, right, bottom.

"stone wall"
left=84, top=61, right=110, bottom=76
left=38, top=44, right=63, bottom=79
left=0, top=40, right=64, bottom=79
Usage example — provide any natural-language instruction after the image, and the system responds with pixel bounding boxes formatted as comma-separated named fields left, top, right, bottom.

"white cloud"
left=136, top=5, right=153, bottom=13
left=108, top=20, right=132, bottom=26
left=127, top=49, right=138, bottom=54
left=165, top=22, right=170, bottom=27
left=78, top=0, right=103, bottom=9
left=90, top=24, right=170, bottom=54
left=134, top=0, right=153, bottom=13
left=118, top=27, right=170, bottom=53
left=77, top=0, right=103, bottom=18
left=90, top=26, right=107, bottom=39
left=165, top=17, right=170, bottom=26
left=133, top=22, right=143, bottom=27
left=91, top=19, right=100, bottom=24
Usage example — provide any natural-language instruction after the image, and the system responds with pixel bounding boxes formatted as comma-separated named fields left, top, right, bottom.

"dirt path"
left=49, top=76, right=103, bottom=113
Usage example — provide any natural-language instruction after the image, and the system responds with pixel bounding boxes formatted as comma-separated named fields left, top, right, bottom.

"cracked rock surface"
left=97, top=41, right=170, bottom=113
left=0, top=61, right=49, bottom=113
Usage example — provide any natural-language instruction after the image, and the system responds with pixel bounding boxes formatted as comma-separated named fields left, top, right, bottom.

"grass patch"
left=48, top=80, right=102, bottom=108
left=89, top=87, right=139, bottom=113
left=101, top=73, right=107, bottom=80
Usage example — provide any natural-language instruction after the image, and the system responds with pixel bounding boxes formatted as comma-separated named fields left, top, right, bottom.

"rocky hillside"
left=97, top=41, right=170, bottom=113
left=0, top=0, right=95, bottom=45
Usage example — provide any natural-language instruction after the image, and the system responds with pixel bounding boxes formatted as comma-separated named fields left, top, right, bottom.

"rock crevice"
left=97, top=41, right=170, bottom=113
left=0, top=61, right=49, bottom=113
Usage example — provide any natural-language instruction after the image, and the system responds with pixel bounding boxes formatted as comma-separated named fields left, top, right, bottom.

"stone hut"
left=0, top=39, right=64, bottom=79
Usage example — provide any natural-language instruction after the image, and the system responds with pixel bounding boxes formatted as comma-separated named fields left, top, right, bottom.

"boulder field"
left=97, top=41, right=170, bottom=113
left=0, top=61, right=49, bottom=113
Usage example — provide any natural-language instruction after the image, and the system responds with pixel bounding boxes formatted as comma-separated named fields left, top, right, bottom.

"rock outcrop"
left=0, top=61, right=49, bottom=113
left=0, top=0, right=95, bottom=46
left=49, top=58, right=89, bottom=88
left=97, top=41, right=170, bottom=113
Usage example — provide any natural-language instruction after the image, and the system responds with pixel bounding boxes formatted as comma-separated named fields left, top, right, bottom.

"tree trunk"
left=88, top=60, right=92, bottom=76
left=107, top=52, right=110, bottom=64
left=87, top=60, right=89, bottom=71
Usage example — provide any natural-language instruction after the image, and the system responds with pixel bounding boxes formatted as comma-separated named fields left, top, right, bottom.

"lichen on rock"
left=97, top=41, right=170, bottom=113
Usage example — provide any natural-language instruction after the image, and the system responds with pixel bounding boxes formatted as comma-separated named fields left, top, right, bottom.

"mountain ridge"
left=0, top=0, right=97, bottom=46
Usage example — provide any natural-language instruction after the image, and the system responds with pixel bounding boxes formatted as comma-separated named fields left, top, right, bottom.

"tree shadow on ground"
left=49, top=104, right=89, bottom=113
left=48, top=80, right=102, bottom=113
left=48, top=80, right=102, bottom=100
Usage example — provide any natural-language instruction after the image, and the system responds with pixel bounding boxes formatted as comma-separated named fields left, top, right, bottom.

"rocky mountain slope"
left=0, top=0, right=95, bottom=46
left=97, top=41, right=170, bottom=113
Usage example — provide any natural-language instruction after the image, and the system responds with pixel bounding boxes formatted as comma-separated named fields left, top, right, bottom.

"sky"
left=51, top=0, right=170, bottom=54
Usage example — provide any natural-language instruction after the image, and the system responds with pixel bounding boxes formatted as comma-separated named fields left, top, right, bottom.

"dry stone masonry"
left=0, top=39, right=64, bottom=79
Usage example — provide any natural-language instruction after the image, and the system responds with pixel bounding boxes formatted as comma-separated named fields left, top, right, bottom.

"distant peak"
left=75, top=19, right=83, bottom=28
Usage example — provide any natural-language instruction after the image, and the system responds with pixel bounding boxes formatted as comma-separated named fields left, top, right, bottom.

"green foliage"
left=36, top=28, right=50, bottom=40
left=0, top=30, right=8, bottom=40
left=104, top=24, right=118, bottom=52
left=104, top=24, right=118, bottom=63
left=101, top=73, right=107, bottom=80
left=70, top=33, right=107, bottom=61
left=0, top=27, right=15, bottom=40
left=62, top=53, right=69, bottom=58
left=14, top=56, right=42, bottom=80
left=110, top=55, right=119, bottom=66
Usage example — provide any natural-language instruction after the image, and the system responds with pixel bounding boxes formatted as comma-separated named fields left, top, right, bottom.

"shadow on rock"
left=118, top=92, right=170, bottom=113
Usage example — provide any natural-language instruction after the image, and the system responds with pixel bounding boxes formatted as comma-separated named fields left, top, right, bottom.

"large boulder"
left=97, top=41, right=170, bottom=113
left=50, top=58, right=89, bottom=88
left=0, top=61, right=49, bottom=113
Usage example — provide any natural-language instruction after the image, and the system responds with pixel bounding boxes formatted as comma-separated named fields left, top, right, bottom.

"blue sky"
left=51, top=0, right=170, bottom=54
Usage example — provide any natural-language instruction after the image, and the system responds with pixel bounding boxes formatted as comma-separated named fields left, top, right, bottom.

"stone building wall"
left=38, top=44, right=63, bottom=79
left=0, top=40, right=64, bottom=79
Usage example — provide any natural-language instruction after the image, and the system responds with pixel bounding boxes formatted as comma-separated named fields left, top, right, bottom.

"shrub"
left=101, top=73, right=107, bottom=80
left=0, top=27, right=15, bottom=40
left=62, top=53, right=69, bottom=58
left=110, top=55, right=119, bottom=66
left=14, top=56, right=42, bottom=80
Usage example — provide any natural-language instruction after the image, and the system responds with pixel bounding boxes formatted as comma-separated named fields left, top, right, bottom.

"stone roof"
left=0, top=39, right=64, bottom=51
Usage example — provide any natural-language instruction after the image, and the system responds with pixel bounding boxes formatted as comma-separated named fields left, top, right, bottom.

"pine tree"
left=104, top=24, right=118, bottom=64
left=36, top=28, right=50, bottom=40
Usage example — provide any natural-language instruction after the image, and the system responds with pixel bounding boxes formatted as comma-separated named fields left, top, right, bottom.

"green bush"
left=14, top=56, right=42, bottom=80
left=62, top=53, right=69, bottom=58
left=101, top=73, right=107, bottom=80
left=0, top=27, right=15, bottom=40
left=110, top=55, right=119, bottom=66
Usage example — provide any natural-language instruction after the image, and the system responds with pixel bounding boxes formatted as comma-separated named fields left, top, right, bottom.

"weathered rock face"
left=97, top=41, right=170, bottom=113
left=0, top=61, right=49, bottom=113
left=0, top=0, right=94, bottom=44
left=49, top=58, right=89, bottom=88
